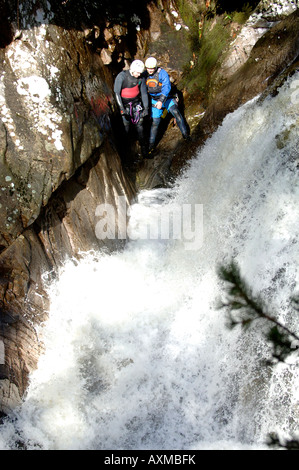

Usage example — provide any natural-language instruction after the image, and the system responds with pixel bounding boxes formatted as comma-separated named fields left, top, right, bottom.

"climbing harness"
left=129, top=103, right=143, bottom=124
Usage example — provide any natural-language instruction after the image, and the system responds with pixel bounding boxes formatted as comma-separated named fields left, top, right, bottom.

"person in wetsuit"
left=114, top=60, right=149, bottom=159
left=144, top=56, right=190, bottom=155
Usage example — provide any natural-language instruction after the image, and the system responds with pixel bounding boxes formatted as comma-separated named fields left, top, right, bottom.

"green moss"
left=181, top=17, right=231, bottom=99
left=174, top=1, right=256, bottom=102
left=175, top=0, right=205, bottom=51
left=231, top=3, right=255, bottom=24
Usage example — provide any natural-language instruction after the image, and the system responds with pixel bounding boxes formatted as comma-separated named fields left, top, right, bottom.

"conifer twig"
left=218, top=261, right=299, bottom=363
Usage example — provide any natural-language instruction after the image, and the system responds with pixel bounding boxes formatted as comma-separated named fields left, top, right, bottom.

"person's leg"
left=121, top=113, right=130, bottom=134
left=135, top=118, right=148, bottom=158
left=148, top=99, right=163, bottom=152
left=149, top=117, right=160, bottom=151
left=168, top=104, right=189, bottom=139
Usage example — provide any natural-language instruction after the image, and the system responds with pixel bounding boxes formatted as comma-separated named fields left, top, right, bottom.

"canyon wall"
left=0, top=0, right=140, bottom=412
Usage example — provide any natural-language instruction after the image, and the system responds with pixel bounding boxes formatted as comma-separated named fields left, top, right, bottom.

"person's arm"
left=140, top=78, right=149, bottom=114
left=114, top=72, right=126, bottom=114
left=159, top=69, right=171, bottom=102
left=155, top=69, right=171, bottom=109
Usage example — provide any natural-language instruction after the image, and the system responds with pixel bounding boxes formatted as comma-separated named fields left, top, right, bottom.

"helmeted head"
left=145, top=57, right=157, bottom=71
left=130, top=60, right=145, bottom=76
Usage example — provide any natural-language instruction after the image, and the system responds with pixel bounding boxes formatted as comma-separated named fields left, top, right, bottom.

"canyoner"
left=144, top=56, right=190, bottom=156
left=114, top=60, right=149, bottom=159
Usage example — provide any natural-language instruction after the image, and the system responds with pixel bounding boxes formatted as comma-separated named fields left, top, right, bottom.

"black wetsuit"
left=114, top=70, right=149, bottom=156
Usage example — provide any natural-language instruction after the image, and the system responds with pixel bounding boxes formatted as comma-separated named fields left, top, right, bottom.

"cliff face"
left=0, top=0, right=299, bottom=414
left=0, top=0, right=140, bottom=412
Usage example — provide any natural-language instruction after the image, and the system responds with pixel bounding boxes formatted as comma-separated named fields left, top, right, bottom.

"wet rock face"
left=0, top=0, right=138, bottom=413
left=0, top=0, right=154, bottom=250
left=0, top=24, right=115, bottom=249
left=214, top=0, right=299, bottom=83
left=203, top=9, right=299, bottom=132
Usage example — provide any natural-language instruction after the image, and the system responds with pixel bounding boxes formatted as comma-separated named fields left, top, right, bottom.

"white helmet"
left=130, top=60, right=144, bottom=74
left=145, top=57, right=157, bottom=69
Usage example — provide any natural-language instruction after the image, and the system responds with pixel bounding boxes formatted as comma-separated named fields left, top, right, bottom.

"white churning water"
left=1, top=74, right=299, bottom=450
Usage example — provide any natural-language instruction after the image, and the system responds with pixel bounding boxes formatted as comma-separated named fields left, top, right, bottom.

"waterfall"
left=0, top=73, right=298, bottom=450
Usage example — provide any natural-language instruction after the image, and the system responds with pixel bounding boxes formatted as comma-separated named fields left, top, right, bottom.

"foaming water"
left=1, top=75, right=299, bottom=450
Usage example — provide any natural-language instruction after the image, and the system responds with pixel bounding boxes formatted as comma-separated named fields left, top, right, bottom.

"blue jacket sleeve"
left=159, top=69, right=171, bottom=103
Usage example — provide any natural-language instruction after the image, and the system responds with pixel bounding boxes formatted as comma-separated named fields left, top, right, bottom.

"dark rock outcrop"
left=0, top=0, right=138, bottom=413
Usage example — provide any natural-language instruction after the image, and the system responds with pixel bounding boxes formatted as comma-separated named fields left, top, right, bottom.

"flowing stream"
left=0, top=74, right=299, bottom=450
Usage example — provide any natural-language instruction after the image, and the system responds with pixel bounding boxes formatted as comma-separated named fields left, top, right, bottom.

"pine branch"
left=218, top=261, right=299, bottom=364
left=218, top=261, right=299, bottom=449
left=267, top=432, right=299, bottom=450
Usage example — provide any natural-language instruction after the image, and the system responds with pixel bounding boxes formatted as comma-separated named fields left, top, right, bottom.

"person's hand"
left=155, top=101, right=163, bottom=110
left=121, top=109, right=130, bottom=120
